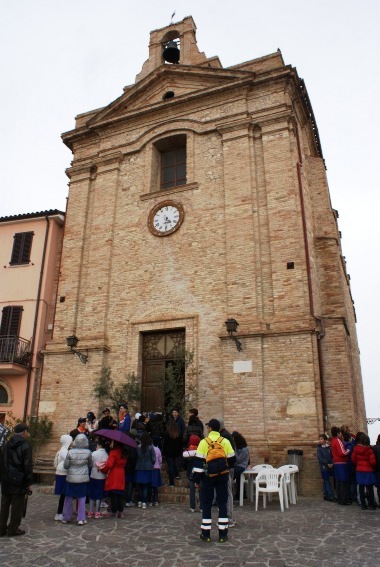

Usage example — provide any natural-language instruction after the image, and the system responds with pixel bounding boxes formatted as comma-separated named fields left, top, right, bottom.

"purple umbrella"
left=96, top=428, right=138, bottom=449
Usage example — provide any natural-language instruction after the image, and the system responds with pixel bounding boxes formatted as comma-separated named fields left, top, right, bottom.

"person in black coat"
left=189, top=408, right=204, bottom=434
left=97, top=408, right=117, bottom=430
left=171, top=407, right=185, bottom=438
left=183, top=414, right=204, bottom=445
left=146, top=413, right=165, bottom=450
left=163, top=419, right=183, bottom=486
left=0, top=423, right=33, bottom=536
left=69, top=418, right=89, bottom=440
left=373, top=433, right=380, bottom=505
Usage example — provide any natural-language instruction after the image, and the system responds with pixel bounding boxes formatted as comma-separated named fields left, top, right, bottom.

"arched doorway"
left=0, top=384, right=9, bottom=425
left=142, top=329, right=185, bottom=413
left=0, top=385, right=8, bottom=404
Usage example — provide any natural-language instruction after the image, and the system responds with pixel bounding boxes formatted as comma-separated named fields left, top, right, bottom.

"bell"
left=163, top=40, right=180, bottom=64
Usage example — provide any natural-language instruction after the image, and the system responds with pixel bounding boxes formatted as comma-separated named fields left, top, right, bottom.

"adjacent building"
left=37, top=17, right=366, bottom=492
left=0, top=210, right=65, bottom=423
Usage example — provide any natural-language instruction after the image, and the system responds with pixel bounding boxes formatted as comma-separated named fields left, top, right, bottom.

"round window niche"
left=163, top=91, right=175, bottom=101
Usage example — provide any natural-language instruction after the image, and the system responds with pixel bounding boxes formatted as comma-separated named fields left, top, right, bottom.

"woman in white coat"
left=53, top=434, right=72, bottom=521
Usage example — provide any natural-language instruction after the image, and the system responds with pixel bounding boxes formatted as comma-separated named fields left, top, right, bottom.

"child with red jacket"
left=351, top=434, right=376, bottom=510
left=330, top=426, right=351, bottom=505
left=99, top=441, right=127, bottom=518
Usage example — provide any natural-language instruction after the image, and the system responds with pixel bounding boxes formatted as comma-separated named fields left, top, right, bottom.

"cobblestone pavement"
left=1, top=492, right=379, bottom=567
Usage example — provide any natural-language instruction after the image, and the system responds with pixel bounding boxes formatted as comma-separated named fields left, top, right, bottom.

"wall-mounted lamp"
left=225, top=318, right=243, bottom=352
left=66, top=335, right=88, bottom=364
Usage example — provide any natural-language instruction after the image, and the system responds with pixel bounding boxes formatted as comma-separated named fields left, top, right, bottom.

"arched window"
left=0, top=385, right=8, bottom=404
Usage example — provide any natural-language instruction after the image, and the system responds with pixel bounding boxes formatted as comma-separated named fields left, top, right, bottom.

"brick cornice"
left=140, top=182, right=199, bottom=201
left=66, top=152, right=123, bottom=181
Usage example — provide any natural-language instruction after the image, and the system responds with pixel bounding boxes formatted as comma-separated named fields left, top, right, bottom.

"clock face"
left=148, top=200, right=184, bottom=236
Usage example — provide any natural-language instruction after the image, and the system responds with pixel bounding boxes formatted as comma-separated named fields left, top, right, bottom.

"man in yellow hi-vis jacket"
left=192, top=418, right=236, bottom=542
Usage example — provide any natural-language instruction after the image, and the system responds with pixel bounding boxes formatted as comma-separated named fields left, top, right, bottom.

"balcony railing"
left=0, top=336, right=31, bottom=367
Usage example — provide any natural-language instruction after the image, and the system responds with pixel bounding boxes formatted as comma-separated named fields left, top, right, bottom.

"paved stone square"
left=1, top=491, right=379, bottom=566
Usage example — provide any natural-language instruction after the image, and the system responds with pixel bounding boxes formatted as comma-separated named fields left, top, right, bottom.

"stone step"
left=33, top=454, right=191, bottom=505
left=34, top=481, right=191, bottom=504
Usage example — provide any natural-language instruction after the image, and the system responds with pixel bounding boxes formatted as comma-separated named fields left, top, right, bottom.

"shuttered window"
left=0, top=306, right=23, bottom=337
left=10, top=232, right=34, bottom=265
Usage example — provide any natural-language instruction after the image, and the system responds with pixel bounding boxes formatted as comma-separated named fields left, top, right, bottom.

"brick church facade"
left=38, top=17, right=366, bottom=491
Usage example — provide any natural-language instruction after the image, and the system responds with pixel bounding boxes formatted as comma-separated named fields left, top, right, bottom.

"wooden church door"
left=141, top=329, right=185, bottom=413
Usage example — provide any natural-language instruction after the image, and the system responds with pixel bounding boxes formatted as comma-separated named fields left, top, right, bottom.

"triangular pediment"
left=87, top=65, right=254, bottom=127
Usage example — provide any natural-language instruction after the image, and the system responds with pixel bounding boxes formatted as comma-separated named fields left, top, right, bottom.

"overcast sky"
left=1, top=0, right=379, bottom=440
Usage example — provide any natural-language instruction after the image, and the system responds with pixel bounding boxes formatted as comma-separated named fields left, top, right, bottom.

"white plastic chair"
left=278, top=464, right=298, bottom=505
left=239, top=464, right=273, bottom=506
left=255, top=469, right=285, bottom=512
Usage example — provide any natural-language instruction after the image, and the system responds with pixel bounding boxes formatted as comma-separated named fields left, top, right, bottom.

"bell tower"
left=135, top=16, right=214, bottom=81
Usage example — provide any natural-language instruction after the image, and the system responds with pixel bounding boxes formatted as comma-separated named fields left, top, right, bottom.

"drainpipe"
left=23, top=215, right=50, bottom=420
left=35, top=200, right=68, bottom=415
left=294, top=122, right=328, bottom=432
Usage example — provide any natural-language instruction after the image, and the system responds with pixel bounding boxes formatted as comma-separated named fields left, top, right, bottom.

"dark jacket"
left=69, top=427, right=89, bottom=440
left=183, top=424, right=204, bottom=444
left=131, top=419, right=145, bottom=437
left=146, top=417, right=165, bottom=439
left=0, top=434, right=33, bottom=495
left=125, top=446, right=138, bottom=477
left=220, top=428, right=235, bottom=451
left=193, top=416, right=204, bottom=432
left=135, top=445, right=156, bottom=471
left=317, top=444, right=333, bottom=472
left=174, top=416, right=186, bottom=438
left=163, top=433, right=183, bottom=458
left=373, top=444, right=380, bottom=472
left=98, top=415, right=117, bottom=430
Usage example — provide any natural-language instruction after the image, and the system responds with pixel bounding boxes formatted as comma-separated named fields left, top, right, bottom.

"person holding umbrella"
left=96, top=429, right=138, bottom=518
left=98, top=442, right=127, bottom=518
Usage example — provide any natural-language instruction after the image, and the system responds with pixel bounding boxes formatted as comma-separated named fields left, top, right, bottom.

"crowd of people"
left=0, top=405, right=247, bottom=541
left=317, top=425, right=380, bottom=509
left=53, top=407, right=246, bottom=541
left=2, top=410, right=379, bottom=541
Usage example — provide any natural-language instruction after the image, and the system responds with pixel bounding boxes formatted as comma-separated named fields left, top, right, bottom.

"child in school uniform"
left=150, top=437, right=163, bottom=506
left=100, top=441, right=128, bottom=518
left=62, top=434, right=92, bottom=525
left=317, top=434, right=335, bottom=502
left=87, top=439, right=108, bottom=518
left=351, top=434, right=376, bottom=510
left=53, top=434, right=73, bottom=521
left=183, top=434, right=201, bottom=512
